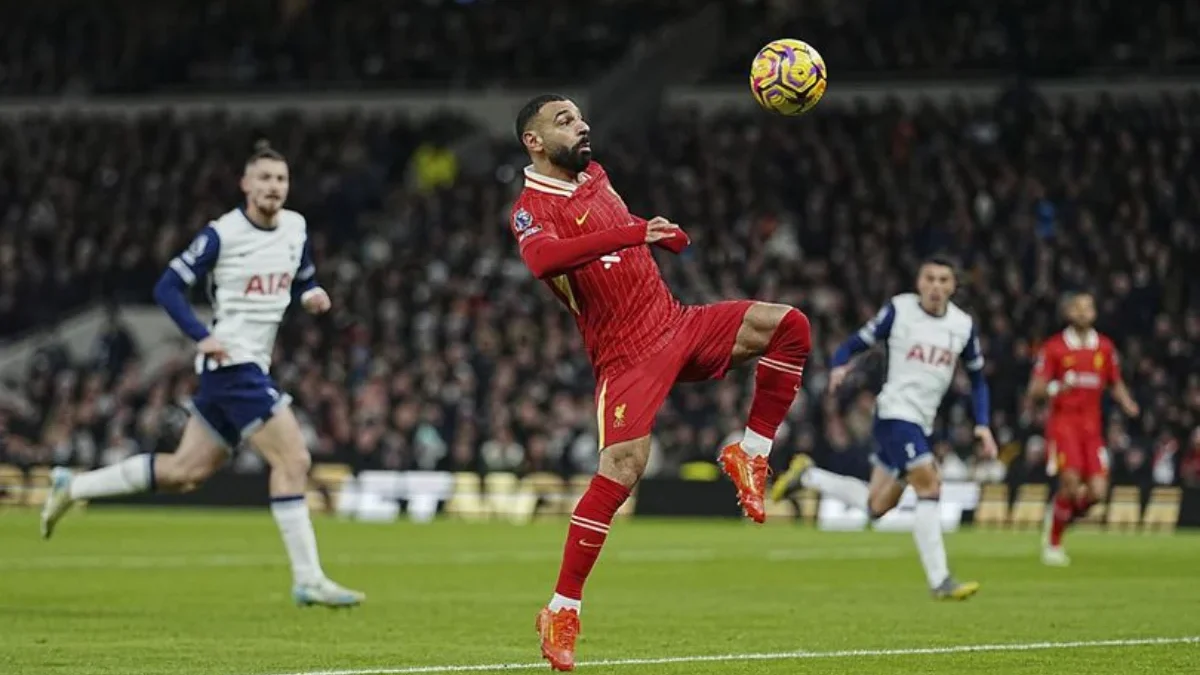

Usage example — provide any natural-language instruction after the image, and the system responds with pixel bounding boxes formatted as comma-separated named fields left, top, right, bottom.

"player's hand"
left=644, top=217, right=682, bottom=245
left=1120, top=399, right=1141, bottom=418
left=647, top=217, right=690, bottom=253
left=301, top=287, right=332, bottom=314
left=974, top=426, right=999, bottom=460
left=827, top=364, right=852, bottom=395
left=196, top=336, right=230, bottom=366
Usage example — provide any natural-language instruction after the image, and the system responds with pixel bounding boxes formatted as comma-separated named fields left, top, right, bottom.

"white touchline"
left=1, top=544, right=986, bottom=571
left=257, top=636, right=1200, bottom=675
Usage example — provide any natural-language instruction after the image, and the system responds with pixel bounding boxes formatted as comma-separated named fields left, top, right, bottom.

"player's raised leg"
left=719, top=302, right=812, bottom=522
left=773, top=454, right=908, bottom=529
left=41, top=418, right=227, bottom=539
left=773, top=454, right=857, bottom=507
left=248, top=405, right=363, bottom=608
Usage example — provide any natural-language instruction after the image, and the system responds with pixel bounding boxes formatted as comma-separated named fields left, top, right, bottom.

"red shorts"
left=1047, top=424, right=1108, bottom=479
left=595, top=301, right=754, bottom=449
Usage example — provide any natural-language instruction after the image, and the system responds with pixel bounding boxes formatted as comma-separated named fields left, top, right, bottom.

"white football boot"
left=40, top=467, right=76, bottom=540
left=292, top=578, right=365, bottom=608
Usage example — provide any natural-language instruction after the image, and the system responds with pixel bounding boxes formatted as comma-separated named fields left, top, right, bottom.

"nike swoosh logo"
left=576, top=210, right=590, bottom=225
left=578, top=539, right=602, bottom=548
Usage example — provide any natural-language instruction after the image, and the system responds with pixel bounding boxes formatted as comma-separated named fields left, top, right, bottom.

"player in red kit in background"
left=511, top=95, right=812, bottom=671
left=1026, top=292, right=1139, bottom=567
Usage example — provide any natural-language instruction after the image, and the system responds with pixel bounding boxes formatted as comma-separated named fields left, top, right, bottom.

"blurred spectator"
left=713, top=0, right=1200, bottom=81
left=0, top=1, right=1198, bottom=96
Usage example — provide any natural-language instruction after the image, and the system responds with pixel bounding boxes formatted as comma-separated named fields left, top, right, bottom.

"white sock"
left=69, top=455, right=154, bottom=500
left=548, top=593, right=582, bottom=614
left=270, top=496, right=325, bottom=585
left=741, top=428, right=773, bottom=457
left=800, top=467, right=869, bottom=511
left=912, top=498, right=949, bottom=588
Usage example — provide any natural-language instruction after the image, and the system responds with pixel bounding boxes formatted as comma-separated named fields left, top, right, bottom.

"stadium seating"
left=1105, top=485, right=1142, bottom=531
left=1010, top=484, right=1050, bottom=529
left=1, top=0, right=1196, bottom=95
left=1142, top=486, right=1183, bottom=532
left=707, top=0, right=1200, bottom=81
left=973, top=483, right=1010, bottom=529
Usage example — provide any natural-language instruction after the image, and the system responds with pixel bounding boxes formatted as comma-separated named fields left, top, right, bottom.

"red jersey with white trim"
left=510, top=163, right=684, bottom=375
left=1032, top=328, right=1121, bottom=433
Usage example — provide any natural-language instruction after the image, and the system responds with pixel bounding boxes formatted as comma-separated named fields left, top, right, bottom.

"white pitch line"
left=0, top=545, right=939, bottom=571
left=259, top=636, right=1200, bottom=675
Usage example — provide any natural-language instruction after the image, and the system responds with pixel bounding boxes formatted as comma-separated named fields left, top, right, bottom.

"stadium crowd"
left=1, top=88, right=1198, bottom=490
left=1, top=0, right=1197, bottom=95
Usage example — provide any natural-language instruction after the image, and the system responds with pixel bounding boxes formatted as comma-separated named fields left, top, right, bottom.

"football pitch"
left=1, top=509, right=1197, bottom=675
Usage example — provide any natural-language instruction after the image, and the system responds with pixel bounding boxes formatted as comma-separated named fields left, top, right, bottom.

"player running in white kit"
left=40, top=144, right=364, bottom=608
left=773, top=256, right=998, bottom=600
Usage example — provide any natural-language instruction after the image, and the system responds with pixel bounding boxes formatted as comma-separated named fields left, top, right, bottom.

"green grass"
left=1, top=508, right=1198, bottom=674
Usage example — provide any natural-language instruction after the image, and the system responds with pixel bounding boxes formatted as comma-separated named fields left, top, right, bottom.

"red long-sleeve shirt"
left=509, top=162, right=688, bottom=376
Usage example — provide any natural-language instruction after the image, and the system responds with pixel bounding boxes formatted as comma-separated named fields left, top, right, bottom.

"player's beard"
left=257, top=195, right=284, bottom=217
left=548, top=140, right=591, bottom=174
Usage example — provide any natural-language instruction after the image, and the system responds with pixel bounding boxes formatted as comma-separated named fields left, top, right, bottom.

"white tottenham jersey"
left=857, top=293, right=983, bottom=434
left=169, top=208, right=314, bottom=372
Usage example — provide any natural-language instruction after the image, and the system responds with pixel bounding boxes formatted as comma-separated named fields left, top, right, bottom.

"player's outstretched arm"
left=520, top=222, right=654, bottom=279
left=632, top=215, right=690, bottom=254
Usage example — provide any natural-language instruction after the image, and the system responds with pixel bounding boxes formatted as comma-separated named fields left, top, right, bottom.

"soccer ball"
left=749, top=39, right=828, bottom=116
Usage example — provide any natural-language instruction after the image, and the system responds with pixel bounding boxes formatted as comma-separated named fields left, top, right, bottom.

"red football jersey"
left=1032, top=329, right=1121, bottom=433
left=510, top=163, right=684, bottom=375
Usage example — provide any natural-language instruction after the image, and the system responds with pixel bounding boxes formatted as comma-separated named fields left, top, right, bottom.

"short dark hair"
left=515, top=94, right=569, bottom=145
left=920, top=253, right=959, bottom=276
left=246, top=140, right=286, bottom=167
left=1060, top=290, right=1095, bottom=313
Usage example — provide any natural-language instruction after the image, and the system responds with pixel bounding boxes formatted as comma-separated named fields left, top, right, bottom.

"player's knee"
left=867, top=489, right=901, bottom=518
left=1058, top=471, right=1082, bottom=495
left=157, top=454, right=217, bottom=490
left=905, top=464, right=941, bottom=499
left=867, top=497, right=894, bottom=519
left=598, top=440, right=649, bottom=489
left=779, top=307, right=811, bottom=342
left=274, top=448, right=312, bottom=482
left=762, top=306, right=811, bottom=352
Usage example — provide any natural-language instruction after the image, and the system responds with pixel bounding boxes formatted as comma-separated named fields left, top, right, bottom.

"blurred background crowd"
left=1, top=0, right=1198, bottom=492
left=2, top=0, right=1198, bottom=95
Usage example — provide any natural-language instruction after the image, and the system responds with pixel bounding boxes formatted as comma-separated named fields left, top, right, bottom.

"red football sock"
left=745, top=309, right=811, bottom=454
left=554, top=475, right=631, bottom=602
left=1049, top=493, right=1074, bottom=546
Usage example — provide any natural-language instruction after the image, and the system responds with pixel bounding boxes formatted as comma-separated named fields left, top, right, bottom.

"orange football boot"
left=535, top=606, right=580, bottom=671
left=718, top=442, right=770, bottom=523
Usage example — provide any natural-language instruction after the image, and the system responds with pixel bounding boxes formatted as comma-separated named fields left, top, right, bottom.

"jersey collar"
left=523, top=165, right=588, bottom=197
left=1063, top=328, right=1099, bottom=350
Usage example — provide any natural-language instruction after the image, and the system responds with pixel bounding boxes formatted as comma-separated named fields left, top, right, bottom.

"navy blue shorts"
left=188, top=363, right=291, bottom=448
left=871, top=418, right=934, bottom=478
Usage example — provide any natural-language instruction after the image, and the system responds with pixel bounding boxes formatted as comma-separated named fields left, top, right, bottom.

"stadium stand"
left=708, top=0, right=1200, bottom=81
left=1, top=0, right=1197, bottom=95
left=1, top=90, right=1197, bottom=491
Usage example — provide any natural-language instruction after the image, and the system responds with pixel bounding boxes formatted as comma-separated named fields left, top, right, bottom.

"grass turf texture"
left=1, top=509, right=1197, bottom=674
